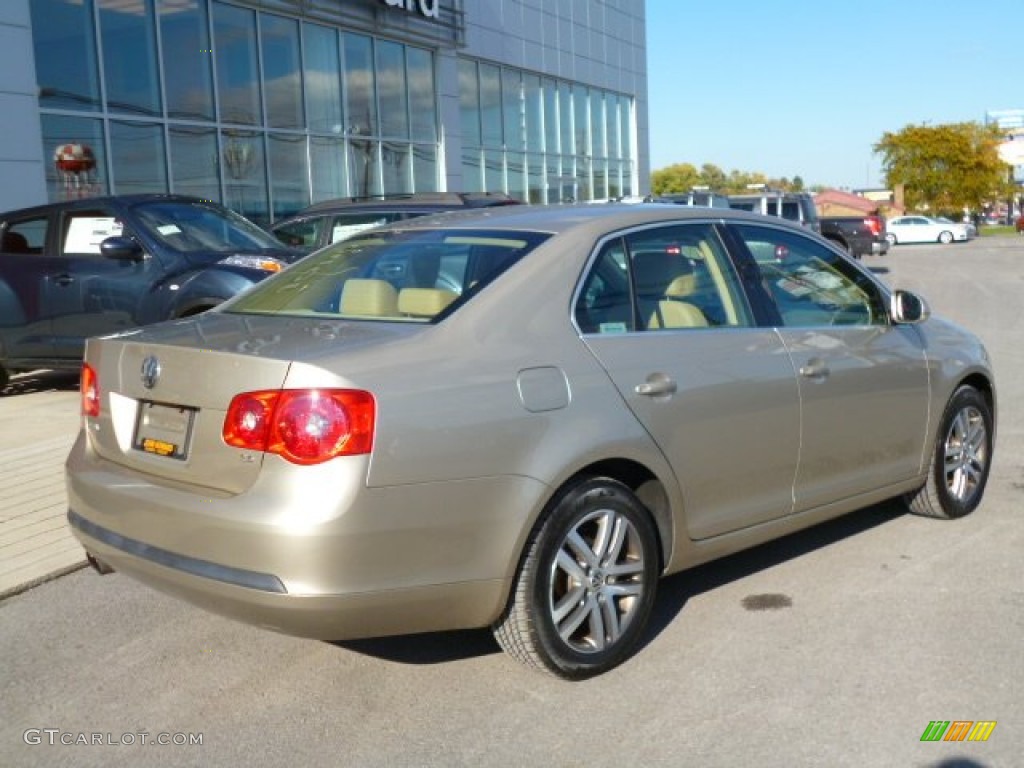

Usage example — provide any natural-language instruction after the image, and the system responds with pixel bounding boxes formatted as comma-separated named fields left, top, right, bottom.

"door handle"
left=799, top=359, right=829, bottom=380
left=635, top=373, right=677, bottom=397
left=53, top=274, right=74, bottom=286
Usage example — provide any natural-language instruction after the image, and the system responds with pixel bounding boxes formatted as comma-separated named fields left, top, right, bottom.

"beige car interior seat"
left=339, top=278, right=399, bottom=316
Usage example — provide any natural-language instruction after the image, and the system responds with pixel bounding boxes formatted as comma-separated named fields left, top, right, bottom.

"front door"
left=729, top=223, right=930, bottom=512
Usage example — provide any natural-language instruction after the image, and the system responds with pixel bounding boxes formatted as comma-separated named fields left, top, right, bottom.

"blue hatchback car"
left=0, top=194, right=302, bottom=391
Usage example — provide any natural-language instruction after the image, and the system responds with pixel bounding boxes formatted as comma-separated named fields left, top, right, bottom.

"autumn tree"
left=874, top=122, right=1011, bottom=213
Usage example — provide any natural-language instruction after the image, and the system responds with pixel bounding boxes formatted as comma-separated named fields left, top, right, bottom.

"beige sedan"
left=67, top=204, right=995, bottom=679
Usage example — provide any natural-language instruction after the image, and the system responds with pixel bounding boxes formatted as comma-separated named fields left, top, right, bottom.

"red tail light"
left=223, top=389, right=375, bottom=465
left=864, top=216, right=883, bottom=237
left=81, top=363, right=100, bottom=417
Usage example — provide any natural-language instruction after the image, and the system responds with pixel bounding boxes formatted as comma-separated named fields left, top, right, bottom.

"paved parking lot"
left=1, top=236, right=1022, bottom=766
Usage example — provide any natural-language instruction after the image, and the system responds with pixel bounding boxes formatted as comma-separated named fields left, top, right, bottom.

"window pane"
left=458, top=59, right=480, bottom=147
left=621, top=98, right=633, bottom=160
left=461, top=148, right=483, bottom=192
left=381, top=142, right=411, bottom=194
left=412, top=145, right=438, bottom=192
left=527, top=153, right=544, bottom=204
left=221, top=130, right=268, bottom=224
left=591, top=91, right=606, bottom=159
left=559, top=82, right=573, bottom=156
left=593, top=159, right=608, bottom=201
left=543, top=79, right=558, bottom=154
left=160, top=0, right=215, bottom=121
left=42, top=115, right=107, bottom=201
left=343, top=34, right=377, bottom=137
left=304, top=23, right=342, bottom=134
left=268, top=133, right=309, bottom=220
left=574, top=86, right=590, bottom=158
left=349, top=139, right=380, bottom=197
left=502, top=69, right=523, bottom=151
left=99, top=0, right=161, bottom=116
left=214, top=4, right=262, bottom=125
left=310, top=136, right=347, bottom=201
left=33, top=0, right=101, bottom=111
left=479, top=64, right=501, bottom=148
left=484, top=149, right=503, bottom=193
left=169, top=125, right=220, bottom=201
left=606, top=93, right=620, bottom=159
left=408, top=48, right=437, bottom=142
left=110, top=120, right=167, bottom=194
left=377, top=42, right=408, bottom=139
left=507, top=152, right=525, bottom=201
left=524, top=75, right=542, bottom=152
left=261, top=14, right=303, bottom=129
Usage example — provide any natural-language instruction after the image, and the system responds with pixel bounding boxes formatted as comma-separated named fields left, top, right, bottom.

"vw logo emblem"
left=140, top=355, right=161, bottom=389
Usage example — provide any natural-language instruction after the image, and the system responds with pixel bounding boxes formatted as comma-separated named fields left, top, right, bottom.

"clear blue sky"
left=646, top=0, right=1023, bottom=190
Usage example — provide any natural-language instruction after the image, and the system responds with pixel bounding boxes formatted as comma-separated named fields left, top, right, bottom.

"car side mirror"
left=890, top=289, right=929, bottom=324
left=100, top=236, right=144, bottom=261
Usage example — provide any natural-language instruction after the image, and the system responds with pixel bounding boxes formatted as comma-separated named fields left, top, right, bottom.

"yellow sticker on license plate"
left=133, top=402, right=195, bottom=460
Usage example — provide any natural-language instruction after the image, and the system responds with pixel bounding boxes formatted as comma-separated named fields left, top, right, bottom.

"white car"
left=885, top=215, right=970, bottom=245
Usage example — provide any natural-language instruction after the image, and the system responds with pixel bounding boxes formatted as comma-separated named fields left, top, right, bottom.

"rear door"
left=729, top=223, right=929, bottom=511
left=0, top=213, right=56, bottom=360
left=578, top=222, right=801, bottom=540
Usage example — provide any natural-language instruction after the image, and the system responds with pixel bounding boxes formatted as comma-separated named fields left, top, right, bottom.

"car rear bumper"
left=66, top=432, right=545, bottom=640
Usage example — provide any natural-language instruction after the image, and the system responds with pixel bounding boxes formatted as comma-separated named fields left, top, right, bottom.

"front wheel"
left=906, top=385, right=993, bottom=519
left=885, top=233, right=897, bottom=246
left=938, top=230, right=954, bottom=244
left=493, top=477, right=660, bottom=679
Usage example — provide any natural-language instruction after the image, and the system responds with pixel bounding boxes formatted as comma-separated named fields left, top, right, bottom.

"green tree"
left=651, top=163, right=701, bottom=195
left=874, top=122, right=1011, bottom=212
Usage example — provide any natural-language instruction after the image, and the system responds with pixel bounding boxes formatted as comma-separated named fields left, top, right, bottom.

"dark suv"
left=0, top=194, right=301, bottom=390
left=271, top=192, right=521, bottom=252
left=727, top=191, right=821, bottom=232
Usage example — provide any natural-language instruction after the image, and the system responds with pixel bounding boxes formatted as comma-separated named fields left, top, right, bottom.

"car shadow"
left=1, top=369, right=80, bottom=397
left=637, top=499, right=907, bottom=653
left=867, top=266, right=890, bottom=275
left=331, top=499, right=908, bottom=667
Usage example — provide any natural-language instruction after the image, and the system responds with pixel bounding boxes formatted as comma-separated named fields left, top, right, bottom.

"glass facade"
left=458, top=60, right=635, bottom=204
left=30, top=0, right=637, bottom=221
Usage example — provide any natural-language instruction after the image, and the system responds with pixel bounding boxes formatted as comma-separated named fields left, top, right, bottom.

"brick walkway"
left=0, top=371, right=84, bottom=598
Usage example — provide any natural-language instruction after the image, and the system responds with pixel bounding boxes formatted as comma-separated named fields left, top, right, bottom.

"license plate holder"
left=133, top=401, right=196, bottom=460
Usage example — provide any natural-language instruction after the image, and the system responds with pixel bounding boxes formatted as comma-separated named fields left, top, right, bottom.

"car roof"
left=1, top=194, right=219, bottom=221
left=287, top=192, right=520, bottom=216
left=348, top=202, right=808, bottom=239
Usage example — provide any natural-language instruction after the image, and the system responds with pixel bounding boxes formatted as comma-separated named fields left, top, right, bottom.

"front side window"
left=61, top=209, right=124, bottom=257
left=732, top=224, right=885, bottom=327
left=227, top=229, right=549, bottom=323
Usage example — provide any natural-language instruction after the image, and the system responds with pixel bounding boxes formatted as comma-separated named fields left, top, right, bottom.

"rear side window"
left=227, top=228, right=549, bottom=323
left=2, top=217, right=48, bottom=254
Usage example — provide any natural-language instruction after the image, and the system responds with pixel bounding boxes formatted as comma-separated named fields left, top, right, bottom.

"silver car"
left=67, top=204, right=995, bottom=679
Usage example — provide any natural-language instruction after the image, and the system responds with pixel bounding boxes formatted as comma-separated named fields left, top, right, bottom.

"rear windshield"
left=225, top=228, right=550, bottom=323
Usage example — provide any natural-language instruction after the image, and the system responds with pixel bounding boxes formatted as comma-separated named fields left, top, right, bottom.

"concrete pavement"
left=0, top=370, right=84, bottom=598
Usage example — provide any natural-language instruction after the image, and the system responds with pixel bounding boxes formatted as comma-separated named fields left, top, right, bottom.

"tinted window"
left=3, top=218, right=49, bottom=254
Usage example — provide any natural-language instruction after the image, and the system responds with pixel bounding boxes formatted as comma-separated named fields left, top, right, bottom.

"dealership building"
left=0, top=0, right=648, bottom=223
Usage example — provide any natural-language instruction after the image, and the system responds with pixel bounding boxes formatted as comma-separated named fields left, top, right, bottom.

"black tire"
left=493, top=477, right=659, bottom=680
left=885, top=233, right=897, bottom=246
left=906, top=385, right=993, bottom=519
left=0, top=364, right=9, bottom=393
left=938, top=230, right=954, bottom=244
